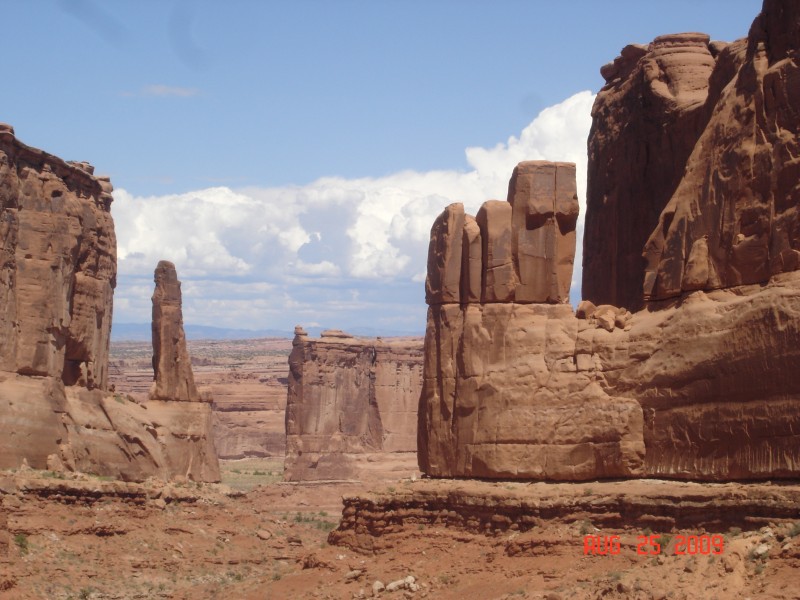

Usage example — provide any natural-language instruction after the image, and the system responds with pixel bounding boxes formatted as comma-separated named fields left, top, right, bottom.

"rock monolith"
left=0, top=125, right=219, bottom=482
left=285, top=328, right=423, bottom=481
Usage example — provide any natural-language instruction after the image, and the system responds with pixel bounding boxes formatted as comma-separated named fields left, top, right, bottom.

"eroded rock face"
left=418, top=302, right=645, bottom=480
left=583, top=33, right=726, bottom=311
left=0, top=123, right=116, bottom=389
left=585, top=0, right=800, bottom=309
left=285, top=328, right=423, bottom=481
left=150, top=261, right=199, bottom=402
left=0, top=127, right=218, bottom=482
left=643, top=2, right=800, bottom=301
left=420, top=1, right=800, bottom=481
left=426, top=161, right=578, bottom=306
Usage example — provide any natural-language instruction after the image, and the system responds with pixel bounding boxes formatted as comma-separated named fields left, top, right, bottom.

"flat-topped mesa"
left=425, top=161, right=578, bottom=306
left=149, top=260, right=200, bottom=402
left=285, top=327, right=423, bottom=481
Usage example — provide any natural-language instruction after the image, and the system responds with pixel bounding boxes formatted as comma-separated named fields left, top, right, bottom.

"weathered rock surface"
left=144, top=261, right=219, bottom=482
left=150, top=261, right=199, bottom=402
left=643, top=1, right=800, bottom=301
left=426, top=161, right=578, bottom=306
left=421, top=173, right=800, bottom=480
left=0, top=127, right=218, bottom=482
left=285, top=328, right=423, bottom=481
left=0, top=123, right=115, bottom=389
left=583, top=33, right=720, bottom=311
left=585, top=0, right=800, bottom=310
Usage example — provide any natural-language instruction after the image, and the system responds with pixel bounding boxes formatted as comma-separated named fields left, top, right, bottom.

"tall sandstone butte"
left=0, top=125, right=218, bottom=482
left=150, top=260, right=200, bottom=402
left=418, top=0, right=800, bottom=481
left=418, top=161, right=648, bottom=480
left=285, top=327, right=423, bottom=481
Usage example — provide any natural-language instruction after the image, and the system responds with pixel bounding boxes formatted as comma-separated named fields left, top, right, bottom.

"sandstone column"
left=149, top=260, right=199, bottom=402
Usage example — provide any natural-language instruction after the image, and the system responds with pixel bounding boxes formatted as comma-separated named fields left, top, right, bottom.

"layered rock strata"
left=419, top=0, right=800, bottom=481
left=0, top=126, right=218, bottom=482
left=330, top=479, right=800, bottom=554
left=285, top=328, right=423, bottom=481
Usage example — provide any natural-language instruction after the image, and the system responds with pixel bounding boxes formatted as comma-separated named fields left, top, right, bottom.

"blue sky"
left=2, top=1, right=762, bottom=335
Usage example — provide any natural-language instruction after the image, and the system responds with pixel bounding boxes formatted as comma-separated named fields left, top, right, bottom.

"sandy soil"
left=2, top=467, right=799, bottom=600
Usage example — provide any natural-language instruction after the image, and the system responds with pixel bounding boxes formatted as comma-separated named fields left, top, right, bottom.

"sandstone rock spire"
left=149, top=260, right=199, bottom=402
left=425, top=161, right=578, bottom=306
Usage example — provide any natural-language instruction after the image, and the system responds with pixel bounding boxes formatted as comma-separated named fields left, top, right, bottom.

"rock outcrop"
left=420, top=161, right=649, bottom=481
left=426, top=161, right=578, bottom=306
left=150, top=261, right=199, bottom=402
left=144, top=261, right=219, bottom=482
left=419, top=1, right=800, bottom=482
left=582, top=33, right=720, bottom=312
left=285, top=328, right=423, bottom=481
left=0, top=123, right=115, bottom=389
left=420, top=150, right=800, bottom=480
left=0, top=126, right=218, bottom=482
left=585, top=0, right=800, bottom=310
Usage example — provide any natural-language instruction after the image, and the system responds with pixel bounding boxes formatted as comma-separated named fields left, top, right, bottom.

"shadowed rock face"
left=585, top=0, right=800, bottom=309
left=0, top=127, right=218, bottom=482
left=285, top=328, right=423, bottom=481
left=150, top=261, right=199, bottom=402
left=583, top=33, right=721, bottom=312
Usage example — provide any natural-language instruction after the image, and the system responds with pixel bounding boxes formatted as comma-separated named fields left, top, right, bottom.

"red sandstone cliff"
left=0, top=126, right=218, bottom=482
left=419, top=0, right=800, bottom=481
left=584, top=0, right=800, bottom=309
left=285, top=328, right=423, bottom=481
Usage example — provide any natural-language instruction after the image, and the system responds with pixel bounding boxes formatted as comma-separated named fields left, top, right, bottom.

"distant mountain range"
left=111, top=323, right=424, bottom=342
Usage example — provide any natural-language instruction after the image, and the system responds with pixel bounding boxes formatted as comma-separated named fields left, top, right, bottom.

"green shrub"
left=14, top=534, right=28, bottom=554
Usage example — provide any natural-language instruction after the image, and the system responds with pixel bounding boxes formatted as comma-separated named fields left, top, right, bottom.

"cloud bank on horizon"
left=113, top=90, right=595, bottom=334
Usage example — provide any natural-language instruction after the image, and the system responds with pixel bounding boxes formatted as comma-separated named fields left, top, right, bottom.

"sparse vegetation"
left=14, top=534, right=29, bottom=554
left=292, top=511, right=336, bottom=531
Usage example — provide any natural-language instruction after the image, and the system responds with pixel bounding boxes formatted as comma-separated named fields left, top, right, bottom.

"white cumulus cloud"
left=112, top=90, right=595, bottom=333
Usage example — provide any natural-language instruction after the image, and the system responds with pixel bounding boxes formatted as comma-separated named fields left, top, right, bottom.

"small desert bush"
left=14, top=534, right=29, bottom=554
